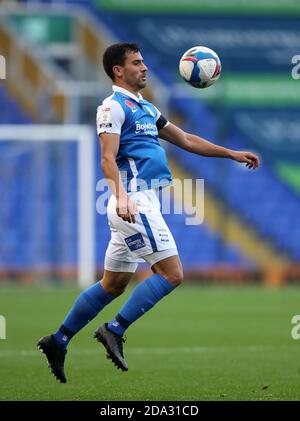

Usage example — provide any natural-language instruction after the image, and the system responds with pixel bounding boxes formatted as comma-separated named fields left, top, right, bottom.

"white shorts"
left=104, top=189, right=178, bottom=272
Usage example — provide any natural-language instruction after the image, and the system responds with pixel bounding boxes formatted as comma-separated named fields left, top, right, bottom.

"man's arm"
left=159, top=122, right=259, bottom=169
left=99, top=133, right=137, bottom=223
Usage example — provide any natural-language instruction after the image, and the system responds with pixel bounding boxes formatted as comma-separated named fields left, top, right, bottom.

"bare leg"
left=151, top=255, right=184, bottom=287
left=100, top=270, right=134, bottom=297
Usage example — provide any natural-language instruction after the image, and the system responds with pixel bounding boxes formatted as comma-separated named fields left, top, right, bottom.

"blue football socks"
left=107, top=274, right=175, bottom=336
left=53, top=282, right=114, bottom=349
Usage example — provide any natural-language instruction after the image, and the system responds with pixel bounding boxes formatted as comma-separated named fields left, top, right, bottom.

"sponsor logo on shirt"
left=135, top=121, right=157, bottom=135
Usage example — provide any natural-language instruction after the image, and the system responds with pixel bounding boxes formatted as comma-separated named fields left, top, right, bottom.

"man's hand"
left=116, top=195, right=138, bottom=223
left=231, top=151, right=260, bottom=169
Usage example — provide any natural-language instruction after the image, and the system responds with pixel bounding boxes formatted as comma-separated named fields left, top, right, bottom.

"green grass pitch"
left=1, top=284, right=300, bottom=401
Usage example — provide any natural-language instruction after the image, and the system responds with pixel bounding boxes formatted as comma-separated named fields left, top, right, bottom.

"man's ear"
left=113, top=65, right=123, bottom=79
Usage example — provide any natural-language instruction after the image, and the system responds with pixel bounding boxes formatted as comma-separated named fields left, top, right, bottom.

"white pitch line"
left=0, top=345, right=280, bottom=358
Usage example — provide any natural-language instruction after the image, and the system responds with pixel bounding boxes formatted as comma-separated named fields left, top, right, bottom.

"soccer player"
left=38, top=43, right=259, bottom=383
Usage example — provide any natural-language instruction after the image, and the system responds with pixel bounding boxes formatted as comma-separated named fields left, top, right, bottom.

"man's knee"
left=164, top=269, right=184, bottom=288
left=100, top=272, right=133, bottom=297
left=102, top=283, right=126, bottom=296
left=152, top=255, right=184, bottom=288
left=101, top=279, right=127, bottom=297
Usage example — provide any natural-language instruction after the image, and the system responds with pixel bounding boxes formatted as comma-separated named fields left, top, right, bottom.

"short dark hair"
left=102, top=42, right=141, bottom=81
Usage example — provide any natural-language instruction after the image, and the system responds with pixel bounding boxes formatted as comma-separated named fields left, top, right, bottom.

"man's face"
left=114, top=51, right=148, bottom=89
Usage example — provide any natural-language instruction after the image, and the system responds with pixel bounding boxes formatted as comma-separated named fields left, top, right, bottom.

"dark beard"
left=137, top=80, right=147, bottom=89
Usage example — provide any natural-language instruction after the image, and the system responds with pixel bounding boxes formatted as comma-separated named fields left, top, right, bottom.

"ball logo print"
left=179, top=46, right=221, bottom=88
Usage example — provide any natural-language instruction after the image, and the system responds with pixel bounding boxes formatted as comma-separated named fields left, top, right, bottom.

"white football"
left=179, top=46, right=221, bottom=88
